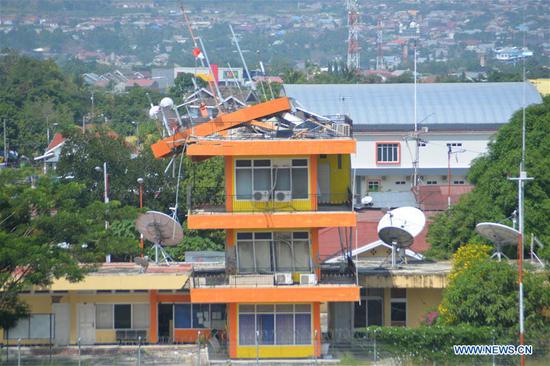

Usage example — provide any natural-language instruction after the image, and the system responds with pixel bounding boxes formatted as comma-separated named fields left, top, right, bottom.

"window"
left=355, top=288, right=384, bottom=328
left=95, top=304, right=149, bottom=330
left=114, top=304, right=132, bottom=329
left=426, top=180, right=438, bottom=185
left=235, top=159, right=309, bottom=200
left=6, top=315, right=52, bottom=339
left=238, top=304, right=312, bottom=346
left=376, top=143, right=399, bottom=163
left=96, top=304, right=114, bottom=329
left=390, top=289, right=406, bottom=326
left=174, top=304, right=226, bottom=329
left=395, top=181, right=406, bottom=185
left=237, top=231, right=311, bottom=273
left=446, top=142, right=462, bottom=147
left=453, top=180, right=465, bottom=185
left=368, top=180, right=380, bottom=192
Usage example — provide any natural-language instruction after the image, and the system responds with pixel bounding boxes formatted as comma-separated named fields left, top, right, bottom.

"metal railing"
left=191, top=269, right=356, bottom=288
left=190, top=192, right=353, bottom=214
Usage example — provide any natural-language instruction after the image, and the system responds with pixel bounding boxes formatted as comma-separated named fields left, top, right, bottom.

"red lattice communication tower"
left=346, top=0, right=361, bottom=70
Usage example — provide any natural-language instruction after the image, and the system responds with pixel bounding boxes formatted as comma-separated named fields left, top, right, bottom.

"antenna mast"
left=346, top=0, right=360, bottom=70
left=412, top=40, right=420, bottom=188
left=229, top=24, right=253, bottom=84
left=376, top=18, right=383, bottom=70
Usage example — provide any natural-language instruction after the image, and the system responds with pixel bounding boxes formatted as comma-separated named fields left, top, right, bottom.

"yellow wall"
left=318, top=154, right=351, bottom=203
left=231, top=156, right=313, bottom=212
left=0, top=294, right=52, bottom=345
left=406, top=288, right=442, bottom=327
left=530, top=79, right=550, bottom=96
left=1, top=292, right=150, bottom=345
left=381, top=288, right=443, bottom=328
left=237, top=345, right=315, bottom=358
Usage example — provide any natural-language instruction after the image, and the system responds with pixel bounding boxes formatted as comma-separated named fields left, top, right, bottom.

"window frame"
left=237, top=304, right=312, bottom=346
left=390, top=289, right=407, bottom=327
left=375, top=142, right=400, bottom=165
left=5, top=314, right=53, bottom=340
left=173, top=303, right=227, bottom=330
left=234, top=159, right=309, bottom=201
left=95, top=303, right=150, bottom=330
left=236, top=231, right=311, bottom=274
left=367, top=180, right=381, bottom=192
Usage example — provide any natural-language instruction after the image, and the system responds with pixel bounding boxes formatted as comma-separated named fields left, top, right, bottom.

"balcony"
left=187, top=193, right=357, bottom=230
left=189, top=269, right=359, bottom=303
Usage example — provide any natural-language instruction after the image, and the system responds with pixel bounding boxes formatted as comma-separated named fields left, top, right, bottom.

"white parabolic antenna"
left=475, top=222, right=519, bottom=246
left=135, top=211, right=184, bottom=264
left=377, top=207, right=426, bottom=249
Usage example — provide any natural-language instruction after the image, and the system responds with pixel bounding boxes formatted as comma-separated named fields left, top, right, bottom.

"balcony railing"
left=190, top=192, right=353, bottom=214
left=191, top=268, right=356, bottom=289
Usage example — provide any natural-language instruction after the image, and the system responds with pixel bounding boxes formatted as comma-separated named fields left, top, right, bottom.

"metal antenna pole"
left=229, top=24, right=253, bottom=83
left=412, top=41, right=419, bottom=188
left=197, top=36, right=224, bottom=104
left=3, top=118, right=7, bottom=166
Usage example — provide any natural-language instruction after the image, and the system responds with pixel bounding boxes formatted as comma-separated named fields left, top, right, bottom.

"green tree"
left=427, top=96, right=550, bottom=261
left=169, top=73, right=206, bottom=98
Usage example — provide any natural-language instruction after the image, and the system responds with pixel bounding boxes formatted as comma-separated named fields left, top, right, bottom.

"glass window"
left=236, top=169, right=252, bottom=199
left=174, top=304, right=191, bottom=329
left=292, top=159, right=307, bottom=166
left=256, top=305, right=274, bottom=313
left=133, top=304, right=149, bottom=329
left=253, top=168, right=271, bottom=191
left=239, top=305, right=255, bottom=313
left=96, top=304, right=114, bottom=329
left=390, top=302, right=406, bottom=326
left=193, top=304, right=210, bottom=329
left=295, top=313, right=311, bottom=344
left=30, top=314, right=51, bottom=339
left=276, top=314, right=294, bottom=345
left=273, top=167, right=291, bottom=191
left=291, top=168, right=308, bottom=199
left=377, top=143, right=399, bottom=163
left=367, top=299, right=383, bottom=326
left=275, top=240, right=293, bottom=272
left=275, top=304, right=293, bottom=313
left=236, top=160, right=252, bottom=167
left=368, top=181, right=380, bottom=192
left=7, top=318, right=29, bottom=339
left=254, top=240, right=272, bottom=273
left=239, top=314, right=256, bottom=345
left=114, top=304, right=132, bottom=329
left=294, top=304, right=311, bottom=313
left=354, top=301, right=366, bottom=328
left=237, top=241, right=255, bottom=273
left=257, top=314, right=274, bottom=344
left=293, top=241, right=311, bottom=271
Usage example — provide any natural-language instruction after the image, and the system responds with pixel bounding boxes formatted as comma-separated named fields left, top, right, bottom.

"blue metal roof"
left=283, top=82, right=542, bottom=128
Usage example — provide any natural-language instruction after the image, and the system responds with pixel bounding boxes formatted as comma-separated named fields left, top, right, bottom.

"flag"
left=192, top=47, right=204, bottom=60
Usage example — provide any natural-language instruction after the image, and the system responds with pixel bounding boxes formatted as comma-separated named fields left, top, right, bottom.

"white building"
left=283, top=82, right=542, bottom=202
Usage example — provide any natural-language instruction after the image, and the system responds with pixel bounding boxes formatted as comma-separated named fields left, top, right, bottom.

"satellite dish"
left=135, top=211, right=184, bottom=264
left=148, top=105, right=160, bottom=119
left=160, top=97, right=174, bottom=109
left=377, top=207, right=426, bottom=267
left=476, top=222, right=519, bottom=261
left=361, top=196, right=373, bottom=205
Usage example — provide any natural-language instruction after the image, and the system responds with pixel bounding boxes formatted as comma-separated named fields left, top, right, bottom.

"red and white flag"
left=192, top=47, right=204, bottom=60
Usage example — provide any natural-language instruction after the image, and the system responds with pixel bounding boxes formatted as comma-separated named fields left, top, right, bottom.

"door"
left=78, top=303, right=96, bottom=345
left=318, top=163, right=331, bottom=204
left=52, top=303, right=70, bottom=345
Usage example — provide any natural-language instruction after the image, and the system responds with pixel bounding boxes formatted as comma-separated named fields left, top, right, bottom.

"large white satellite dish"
left=476, top=222, right=519, bottom=261
left=377, top=207, right=426, bottom=267
left=135, top=211, right=183, bottom=264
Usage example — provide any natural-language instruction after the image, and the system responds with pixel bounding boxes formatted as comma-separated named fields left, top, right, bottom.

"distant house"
left=34, top=132, right=65, bottom=172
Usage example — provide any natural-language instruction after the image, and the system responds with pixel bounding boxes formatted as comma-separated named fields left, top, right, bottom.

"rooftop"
left=283, top=82, right=542, bottom=131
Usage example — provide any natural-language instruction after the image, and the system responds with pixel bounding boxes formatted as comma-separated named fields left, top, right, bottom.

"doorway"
left=53, top=303, right=70, bottom=345
left=158, top=303, right=173, bottom=342
left=78, top=303, right=95, bottom=345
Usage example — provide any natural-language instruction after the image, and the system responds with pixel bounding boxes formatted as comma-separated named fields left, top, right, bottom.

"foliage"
left=169, top=73, right=206, bottom=98
left=427, top=96, right=550, bottom=261
left=447, top=243, right=492, bottom=282
left=439, top=259, right=550, bottom=338
left=359, top=325, right=512, bottom=363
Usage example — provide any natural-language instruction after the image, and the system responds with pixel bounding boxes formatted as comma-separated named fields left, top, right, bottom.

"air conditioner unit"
left=274, top=190, right=292, bottom=202
left=299, top=273, right=317, bottom=286
left=333, top=123, right=351, bottom=136
left=275, top=273, right=293, bottom=285
left=252, top=190, right=270, bottom=202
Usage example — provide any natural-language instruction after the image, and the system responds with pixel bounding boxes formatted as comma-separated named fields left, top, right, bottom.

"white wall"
left=352, top=131, right=493, bottom=169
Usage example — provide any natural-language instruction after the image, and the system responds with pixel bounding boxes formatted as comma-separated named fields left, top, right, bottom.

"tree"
left=427, top=96, right=550, bottom=261
left=439, top=258, right=550, bottom=340
left=169, top=73, right=206, bottom=98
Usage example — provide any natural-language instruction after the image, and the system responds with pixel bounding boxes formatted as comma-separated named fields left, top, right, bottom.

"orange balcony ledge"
left=187, top=211, right=356, bottom=230
left=190, top=285, right=359, bottom=303
left=186, top=138, right=356, bottom=157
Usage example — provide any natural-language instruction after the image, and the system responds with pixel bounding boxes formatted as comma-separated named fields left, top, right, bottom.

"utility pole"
left=3, top=118, right=7, bottom=166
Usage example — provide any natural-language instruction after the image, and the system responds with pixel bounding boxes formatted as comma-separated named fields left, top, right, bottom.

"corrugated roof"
left=283, top=82, right=542, bottom=128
